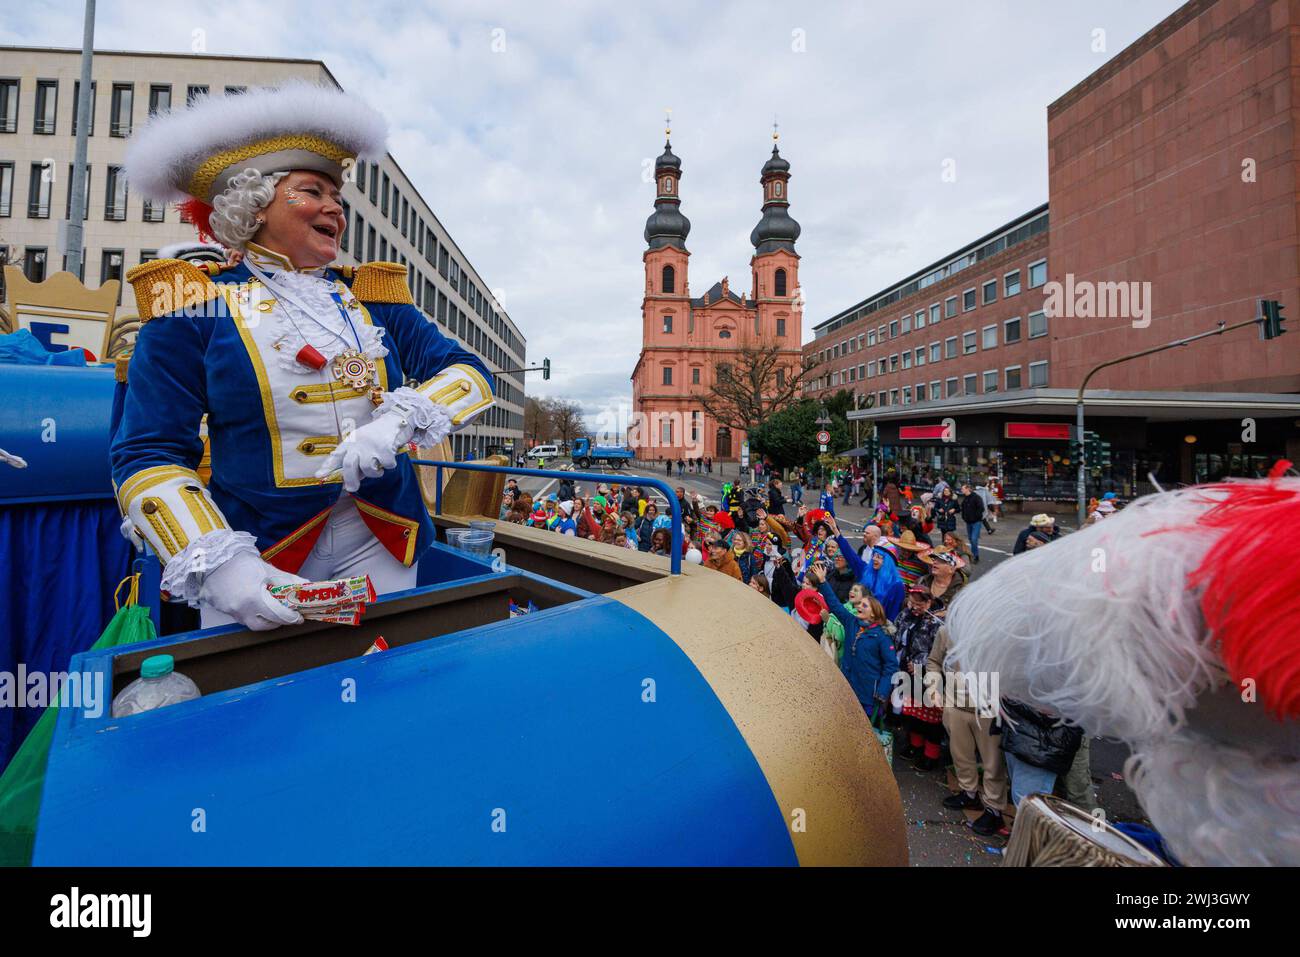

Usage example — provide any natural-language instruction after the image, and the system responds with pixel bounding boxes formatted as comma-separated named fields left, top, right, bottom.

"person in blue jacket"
left=823, top=516, right=906, bottom=619
left=807, top=562, right=896, bottom=721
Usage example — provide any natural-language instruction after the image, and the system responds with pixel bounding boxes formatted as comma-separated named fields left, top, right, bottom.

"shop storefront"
left=848, top=390, right=1300, bottom=502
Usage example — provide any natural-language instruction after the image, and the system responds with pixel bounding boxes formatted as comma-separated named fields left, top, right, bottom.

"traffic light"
left=1259, top=299, right=1287, bottom=340
left=1085, top=431, right=1101, bottom=468
left=542, top=357, right=551, bottom=380
left=1069, top=436, right=1085, bottom=463
left=1097, top=437, right=1112, bottom=468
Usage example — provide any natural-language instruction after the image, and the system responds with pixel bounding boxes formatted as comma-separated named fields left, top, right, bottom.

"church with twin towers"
left=630, top=127, right=804, bottom=462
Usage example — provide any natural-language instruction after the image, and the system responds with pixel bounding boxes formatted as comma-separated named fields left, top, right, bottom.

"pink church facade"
left=630, top=139, right=804, bottom=462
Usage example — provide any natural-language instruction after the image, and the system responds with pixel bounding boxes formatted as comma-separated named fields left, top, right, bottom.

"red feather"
left=176, top=198, right=215, bottom=243
left=1187, top=462, right=1300, bottom=719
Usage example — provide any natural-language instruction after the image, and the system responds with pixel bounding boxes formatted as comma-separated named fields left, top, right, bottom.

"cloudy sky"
left=4, top=0, right=1184, bottom=422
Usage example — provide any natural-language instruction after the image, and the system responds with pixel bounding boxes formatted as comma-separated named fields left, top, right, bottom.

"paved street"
left=501, top=458, right=1148, bottom=865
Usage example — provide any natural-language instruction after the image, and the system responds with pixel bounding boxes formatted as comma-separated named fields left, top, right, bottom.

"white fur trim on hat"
left=125, top=82, right=388, bottom=203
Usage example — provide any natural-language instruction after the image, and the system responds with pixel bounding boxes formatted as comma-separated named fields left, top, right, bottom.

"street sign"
left=819, top=444, right=827, bottom=453
left=815, top=430, right=830, bottom=445
left=740, top=439, right=750, bottom=469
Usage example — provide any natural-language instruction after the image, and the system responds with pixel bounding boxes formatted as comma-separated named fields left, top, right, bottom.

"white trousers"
left=200, top=495, right=418, bottom=628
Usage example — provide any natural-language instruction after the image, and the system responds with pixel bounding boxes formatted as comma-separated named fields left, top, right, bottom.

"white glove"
left=198, top=549, right=307, bottom=631
left=315, top=411, right=414, bottom=493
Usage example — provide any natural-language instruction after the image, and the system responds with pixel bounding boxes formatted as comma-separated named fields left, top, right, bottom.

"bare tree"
left=549, top=399, right=584, bottom=450
left=524, top=396, right=554, bottom=446
left=697, top=345, right=821, bottom=435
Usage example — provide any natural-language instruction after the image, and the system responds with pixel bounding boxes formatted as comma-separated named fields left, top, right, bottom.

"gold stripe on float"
left=610, top=568, right=908, bottom=867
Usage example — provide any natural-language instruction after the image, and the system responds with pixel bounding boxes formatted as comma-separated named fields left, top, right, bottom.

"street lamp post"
left=815, top=403, right=831, bottom=490
left=1074, top=307, right=1285, bottom=526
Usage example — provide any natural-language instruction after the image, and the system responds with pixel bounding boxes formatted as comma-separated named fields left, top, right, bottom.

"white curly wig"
left=208, top=169, right=287, bottom=250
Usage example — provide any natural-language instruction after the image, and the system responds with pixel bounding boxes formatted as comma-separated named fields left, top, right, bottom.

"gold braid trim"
left=125, top=259, right=221, bottom=322
left=352, top=261, right=413, bottom=305
left=187, top=134, right=353, bottom=200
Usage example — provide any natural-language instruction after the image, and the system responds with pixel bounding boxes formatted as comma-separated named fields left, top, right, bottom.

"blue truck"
left=570, top=436, right=635, bottom=469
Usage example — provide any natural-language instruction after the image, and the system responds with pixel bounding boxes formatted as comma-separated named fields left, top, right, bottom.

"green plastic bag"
left=0, top=601, right=156, bottom=866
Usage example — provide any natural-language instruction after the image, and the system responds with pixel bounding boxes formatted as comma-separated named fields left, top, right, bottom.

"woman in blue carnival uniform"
left=111, top=84, right=493, bottom=630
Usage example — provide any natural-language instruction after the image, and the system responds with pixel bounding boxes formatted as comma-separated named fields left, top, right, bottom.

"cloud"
left=2, top=0, right=1184, bottom=412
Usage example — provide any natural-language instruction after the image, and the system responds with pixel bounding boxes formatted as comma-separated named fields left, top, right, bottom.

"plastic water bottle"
left=111, top=654, right=201, bottom=717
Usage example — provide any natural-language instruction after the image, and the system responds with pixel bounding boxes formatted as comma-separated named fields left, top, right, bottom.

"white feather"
left=124, top=81, right=388, bottom=202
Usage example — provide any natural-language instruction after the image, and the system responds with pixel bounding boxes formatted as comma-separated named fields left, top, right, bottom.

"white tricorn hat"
left=124, top=82, right=387, bottom=206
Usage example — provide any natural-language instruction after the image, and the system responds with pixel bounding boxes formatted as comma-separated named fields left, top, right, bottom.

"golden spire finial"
left=772, top=116, right=779, bottom=143
left=665, top=108, right=672, bottom=139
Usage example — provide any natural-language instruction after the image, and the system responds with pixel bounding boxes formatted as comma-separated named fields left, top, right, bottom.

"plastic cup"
left=445, top=528, right=469, bottom=549
left=460, top=530, right=495, bottom=555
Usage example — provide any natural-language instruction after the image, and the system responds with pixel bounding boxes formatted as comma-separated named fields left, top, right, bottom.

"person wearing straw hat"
left=110, top=84, right=494, bottom=631
left=1013, top=513, right=1062, bottom=554
left=887, top=528, right=930, bottom=586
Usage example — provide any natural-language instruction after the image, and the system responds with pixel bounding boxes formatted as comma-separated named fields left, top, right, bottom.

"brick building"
left=808, top=0, right=1300, bottom=497
left=630, top=135, right=804, bottom=462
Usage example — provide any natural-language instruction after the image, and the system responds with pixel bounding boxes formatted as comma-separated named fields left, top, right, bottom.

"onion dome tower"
left=644, top=127, right=691, bottom=251
left=750, top=126, right=800, bottom=254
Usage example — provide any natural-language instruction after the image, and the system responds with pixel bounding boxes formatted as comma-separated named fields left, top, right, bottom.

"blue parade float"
left=0, top=358, right=906, bottom=866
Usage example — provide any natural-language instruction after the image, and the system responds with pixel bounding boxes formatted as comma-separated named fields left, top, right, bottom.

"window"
left=186, top=84, right=208, bottom=105
left=866, top=362, right=874, bottom=379
left=719, top=329, right=731, bottom=339
left=0, top=79, right=18, bottom=133
left=962, top=331, right=977, bottom=355
left=148, top=84, right=171, bottom=115
left=890, top=389, right=899, bottom=406
left=390, top=185, right=399, bottom=226
left=64, top=163, right=89, bottom=219
left=945, top=377, right=959, bottom=398
left=662, top=315, right=672, bottom=334
left=902, top=351, right=912, bottom=370
left=915, top=310, right=925, bottom=330
left=888, top=320, right=898, bottom=338
left=914, top=347, right=925, bottom=367
left=27, top=162, right=51, bottom=217
left=1029, top=361, right=1049, bottom=387
left=902, top=386, right=912, bottom=405
left=24, top=247, right=48, bottom=282
left=140, top=249, right=158, bottom=263
left=890, top=354, right=898, bottom=372
left=877, top=358, right=886, bottom=376
left=857, top=363, right=865, bottom=380
left=929, top=303, right=941, bottom=324
left=1004, top=317, right=1022, bottom=343
left=401, top=198, right=408, bottom=237
left=777, top=368, right=786, bottom=388
left=929, top=341, right=941, bottom=363
left=877, top=324, right=886, bottom=341
left=369, top=163, right=378, bottom=204
left=0, top=162, right=12, bottom=216
left=1004, top=270, right=1021, bottom=297
left=877, top=390, right=887, bottom=407
left=104, top=166, right=130, bottom=219
left=901, top=313, right=912, bottom=334
left=833, top=345, right=840, bottom=359
left=1005, top=366, right=1022, bottom=390
left=692, top=367, right=700, bottom=385
left=353, top=213, right=364, bottom=260
left=962, top=288, right=976, bottom=311
left=101, top=249, right=124, bottom=304
left=930, top=379, right=941, bottom=399
left=963, top=373, right=978, bottom=395
left=982, top=324, right=997, bottom=349
left=72, top=80, right=96, bottom=135
left=662, top=264, right=675, bottom=293
left=983, top=369, right=998, bottom=393
left=379, top=237, right=387, bottom=262
left=944, top=336, right=957, bottom=359
left=776, top=317, right=786, bottom=337
left=34, top=80, right=57, bottom=134
left=1028, top=310, right=1047, bottom=338
left=916, top=382, right=926, bottom=401
left=858, top=334, right=865, bottom=349
left=367, top=225, right=376, bottom=262
left=381, top=173, right=389, bottom=215
left=867, top=330, right=876, bottom=346
left=225, top=85, right=246, bottom=96
left=945, top=296, right=957, bottom=318
left=110, top=83, right=133, bottom=136
left=660, top=418, right=673, bottom=445
left=142, top=199, right=164, bottom=223
left=775, top=267, right=787, bottom=297
left=1028, top=258, right=1047, bottom=288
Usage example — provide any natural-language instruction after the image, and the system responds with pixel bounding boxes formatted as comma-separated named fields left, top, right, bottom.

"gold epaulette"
left=351, top=261, right=413, bottom=305
left=125, top=258, right=222, bottom=322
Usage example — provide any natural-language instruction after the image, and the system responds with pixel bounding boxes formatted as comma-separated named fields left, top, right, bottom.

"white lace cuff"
left=160, top=529, right=262, bottom=606
left=373, top=387, right=455, bottom=447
